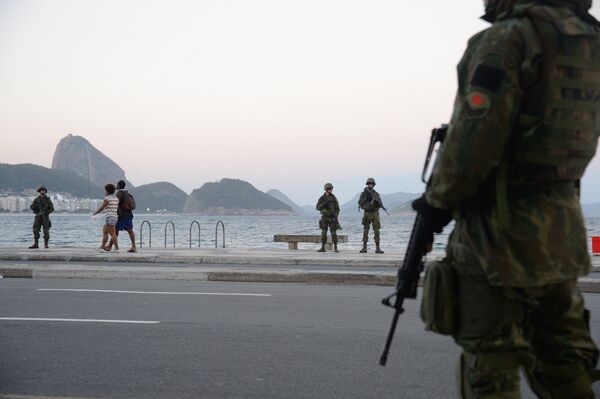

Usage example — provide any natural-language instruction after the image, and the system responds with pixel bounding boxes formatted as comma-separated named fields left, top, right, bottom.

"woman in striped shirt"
left=93, top=183, right=120, bottom=251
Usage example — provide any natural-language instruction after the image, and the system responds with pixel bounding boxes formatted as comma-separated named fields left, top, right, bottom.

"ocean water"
left=1, top=213, right=600, bottom=254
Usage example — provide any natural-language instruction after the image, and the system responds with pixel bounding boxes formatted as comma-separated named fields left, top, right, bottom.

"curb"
left=0, top=265, right=396, bottom=286
left=2, top=265, right=600, bottom=292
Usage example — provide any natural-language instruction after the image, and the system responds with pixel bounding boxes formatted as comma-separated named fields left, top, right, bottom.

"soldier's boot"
left=375, top=243, right=384, bottom=254
left=29, top=240, right=39, bottom=249
left=359, top=242, right=367, bottom=253
left=44, top=240, right=49, bottom=249
left=317, top=243, right=326, bottom=253
left=333, top=243, right=339, bottom=253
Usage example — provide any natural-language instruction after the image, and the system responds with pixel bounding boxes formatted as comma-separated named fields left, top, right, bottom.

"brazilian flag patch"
left=464, top=91, right=490, bottom=118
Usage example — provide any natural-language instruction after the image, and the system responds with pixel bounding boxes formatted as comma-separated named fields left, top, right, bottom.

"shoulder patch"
left=471, top=63, right=506, bottom=92
left=464, top=91, right=491, bottom=118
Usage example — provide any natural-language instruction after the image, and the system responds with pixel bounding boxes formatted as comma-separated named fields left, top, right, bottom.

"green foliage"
left=184, top=178, right=292, bottom=213
left=129, top=182, right=188, bottom=212
left=0, top=163, right=103, bottom=198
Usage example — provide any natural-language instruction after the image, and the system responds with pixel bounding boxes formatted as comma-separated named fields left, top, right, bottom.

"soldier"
left=316, top=183, right=340, bottom=252
left=358, top=178, right=384, bottom=254
left=413, top=0, right=600, bottom=397
left=29, top=186, right=54, bottom=249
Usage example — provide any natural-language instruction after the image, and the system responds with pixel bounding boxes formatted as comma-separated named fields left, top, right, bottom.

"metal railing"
left=140, top=220, right=152, bottom=248
left=215, top=220, right=225, bottom=248
left=164, top=221, right=175, bottom=248
left=189, top=220, right=200, bottom=248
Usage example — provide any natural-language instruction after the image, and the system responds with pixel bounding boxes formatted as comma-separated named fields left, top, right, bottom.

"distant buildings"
left=0, top=194, right=102, bottom=213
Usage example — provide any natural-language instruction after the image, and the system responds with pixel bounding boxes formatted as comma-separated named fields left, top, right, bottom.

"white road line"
left=0, top=317, right=159, bottom=324
left=37, top=288, right=272, bottom=297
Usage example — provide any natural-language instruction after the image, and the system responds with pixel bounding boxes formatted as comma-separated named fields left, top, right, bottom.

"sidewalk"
left=1, top=247, right=600, bottom=292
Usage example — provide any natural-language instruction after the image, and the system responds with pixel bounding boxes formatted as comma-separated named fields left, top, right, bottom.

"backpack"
left=120, top=190, right=136, bottom=211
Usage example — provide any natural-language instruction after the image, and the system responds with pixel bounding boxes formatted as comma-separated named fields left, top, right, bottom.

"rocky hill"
left=266, top=189, right=306, bottom=215
left=0, top=163, right=103, bottom=198
left=129, top=182, right=188, bottom=213
left=183, top=179, right=293, bottom=215
left=51, top=134, right=130, bottom=186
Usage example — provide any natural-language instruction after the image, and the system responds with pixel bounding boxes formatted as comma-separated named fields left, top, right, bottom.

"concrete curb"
left=0, top=264, right=396, bottom=286
left=2, top=265, right=600, bottom=292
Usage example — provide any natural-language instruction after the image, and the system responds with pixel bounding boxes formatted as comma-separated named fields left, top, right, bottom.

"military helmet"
left=366, top=177, right=376, bottom=185
left=37, top=186, right=47, bottom=193
left=324, top=183, right=333, bottom=190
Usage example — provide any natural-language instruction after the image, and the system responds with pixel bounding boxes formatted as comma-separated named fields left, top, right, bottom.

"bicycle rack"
left=189, top=220, right=200, bottom=248
left=215, top=220, right=225, bottom=248
left=164, top=221, right=175, bottom=248
left=140, top=220, right=152, bottom=248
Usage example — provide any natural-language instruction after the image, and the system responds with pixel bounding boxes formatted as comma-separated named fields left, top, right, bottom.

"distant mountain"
left=0, top=163, right=103, bottom=198
left=390, top=200, right=416, bottom=216
left=51, top=134, right=130, bottom=186
left=183, top=178, right=294, bottom=215
left=583, top=203, right=600, bottom=218
left=266, top=189, right=306, bottom=215
left=129, top=182, right=188, bottom=213
left=340, top=190, right=420, bottom=214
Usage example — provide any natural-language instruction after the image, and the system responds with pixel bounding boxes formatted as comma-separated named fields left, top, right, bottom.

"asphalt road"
left=1, top=279, right=600, bottom=399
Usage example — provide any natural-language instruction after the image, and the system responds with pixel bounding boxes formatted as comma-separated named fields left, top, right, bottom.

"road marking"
left=0, top=317, right=159, bottom=324
left=37, top=288, right=272, bottom=297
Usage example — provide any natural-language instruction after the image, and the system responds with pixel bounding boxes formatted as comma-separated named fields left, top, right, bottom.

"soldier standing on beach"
left=29, top=186, right=54, bottom=249
left=359, top=178, right=384, bottom=254
left=413, top=0, right=600, bottom=397
left=316, top=183, right=340, bottom=253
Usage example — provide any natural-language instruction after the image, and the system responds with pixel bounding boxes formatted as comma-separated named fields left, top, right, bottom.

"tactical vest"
left=506, top=5, right=600, bottom=184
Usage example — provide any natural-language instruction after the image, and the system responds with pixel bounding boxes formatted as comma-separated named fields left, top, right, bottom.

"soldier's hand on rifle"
left=411, top=195, right=452, bottom=252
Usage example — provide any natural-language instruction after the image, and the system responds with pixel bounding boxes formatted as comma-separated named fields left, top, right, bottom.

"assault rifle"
left=379, top=124, right=448, bottom=366
left=370, top=190, right=391, bottom=216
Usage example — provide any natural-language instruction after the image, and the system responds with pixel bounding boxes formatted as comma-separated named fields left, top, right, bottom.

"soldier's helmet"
left=366, top=178, right=376, bottom=186
left=37, top=186, right=48, bottom=193
left=324, top=183, right=334, bottom=190
left=482, top=0, right=517, bottom=22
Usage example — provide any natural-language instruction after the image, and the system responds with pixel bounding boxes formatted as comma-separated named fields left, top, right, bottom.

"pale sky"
left=1, top=0, right=600, bottom=205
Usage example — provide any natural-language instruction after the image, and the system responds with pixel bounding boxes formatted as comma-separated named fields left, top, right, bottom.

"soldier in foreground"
left=316, top=183, right=340, bottom=252
left=29, top=186, right=54, bottom=249
left=411, top=0, right=600, bottom=397
left=358, top=177, right=384, bottom=254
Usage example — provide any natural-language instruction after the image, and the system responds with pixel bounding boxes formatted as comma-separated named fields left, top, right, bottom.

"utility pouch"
left=420, top=258, right=457, bottom=335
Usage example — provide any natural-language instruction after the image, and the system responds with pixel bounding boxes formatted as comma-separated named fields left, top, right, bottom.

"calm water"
left=2, top=213, right=600, bottom=253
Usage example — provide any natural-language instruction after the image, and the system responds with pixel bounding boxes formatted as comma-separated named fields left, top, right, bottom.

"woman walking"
left=93, top=183, right=119, bottom=252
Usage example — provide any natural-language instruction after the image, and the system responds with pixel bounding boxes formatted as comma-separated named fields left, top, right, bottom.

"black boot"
left=359, top=242, right=367, bottom=253
left=375, top=243, right=384, bottom=254
left=29, top=240, right=39, bottom=249
left=44, top=240, right=49, bottom=249
left=333, top=243, right=339, bottom=253
left=317, top=243, right=326, bottom=252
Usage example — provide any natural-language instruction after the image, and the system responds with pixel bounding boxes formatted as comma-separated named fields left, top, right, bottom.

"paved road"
left=1, top=279, right=600, bottom=398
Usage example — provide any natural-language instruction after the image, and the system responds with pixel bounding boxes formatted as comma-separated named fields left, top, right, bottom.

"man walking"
left=29, top=186, right=54, bottom=249
left=109, top=180, right=137, bottom=253
left=414, top=0, right=600, bottom=397
left=316, top=183, right=340, bottom=253
left=358, top=178, right=384, bottom=254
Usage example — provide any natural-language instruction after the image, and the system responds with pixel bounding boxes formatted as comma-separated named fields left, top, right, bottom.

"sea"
left=2, top=213, right=600, bottom=254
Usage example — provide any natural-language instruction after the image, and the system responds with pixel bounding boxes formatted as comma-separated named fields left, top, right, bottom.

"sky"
left=1, top=0, right=600, bottom=205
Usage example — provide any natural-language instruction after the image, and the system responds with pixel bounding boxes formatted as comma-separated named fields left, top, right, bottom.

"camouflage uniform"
left=30, top=195, right=54, bottom=245
left=425, top=1, right=600, bottom=397
left=359, top=186, right=383, bottom=252
left=316, top=191, right=340, bottom=249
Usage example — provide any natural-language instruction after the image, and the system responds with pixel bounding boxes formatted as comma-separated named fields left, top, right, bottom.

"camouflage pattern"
left=316, top=193, right=340, bottom=244
left=426, top=0, right=600, bottom=288
left=30, top=196, right=54, bottom=241
left=424, top=1, right=600, bottom=397
left=359, top=188, right=382, bottom=243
